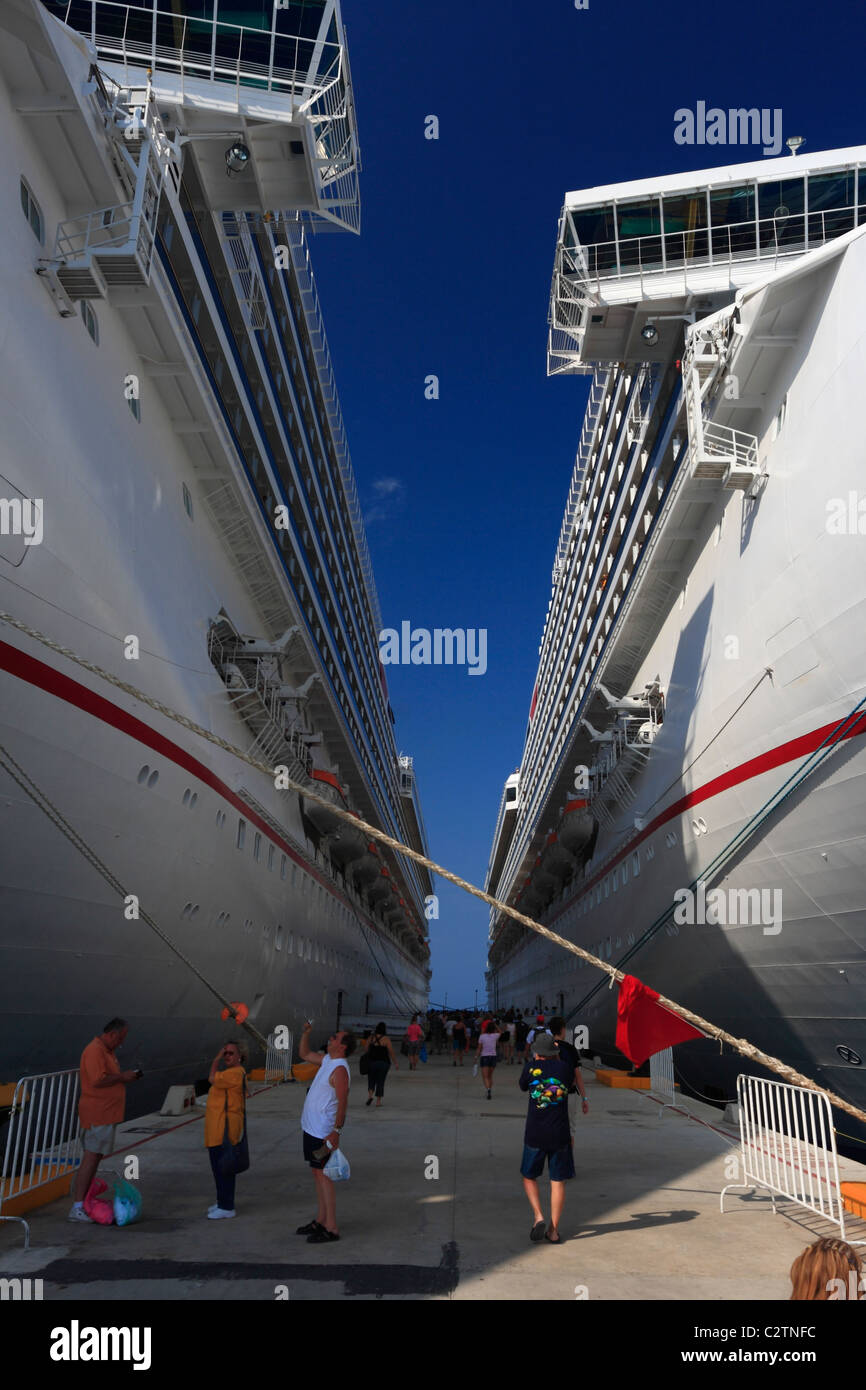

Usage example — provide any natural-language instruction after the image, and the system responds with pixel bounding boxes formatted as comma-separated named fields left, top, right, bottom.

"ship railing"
left=1, top=1069, right=81, bottom=1250
left=264, top=1031, right=294, bottom=1084
left=552, top=368, right=610, bottom=584
left=721, top=1075, right=866, bottom=1244
left=567, top=204, right=860, bottom=296
left=47, top=1, right=342, bottom=101
left=207, top=628, right=314, bottom=778
left=278, top=223, right=382, bottom=633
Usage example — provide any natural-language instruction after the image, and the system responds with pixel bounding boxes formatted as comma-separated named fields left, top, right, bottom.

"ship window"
left=280, top=854, right=287, bottom=879
left=137, top=764, right=150, bottom=784
left=616, top=198, right=662, bottom=270
left=662, top=191, right=708, bottom=265
left=758, top=177, right=805, bottom=250
left=20, top=178, right=44, bottom=244
left=237, top=818, right=246, bottom=850
left=183, top=483, right=194, bottom=519
left=710, top=184, right=756, bottom=257
left=253, top=832, right=262, bottom=861
left=128, top=394, right=141, bottom=423
left=632, top=852, right=640, bottom=876
left=808, top=170, right=856, bottom=239
left=79, top=300, right=99, bottom=344
left=268, top=844, right=275, bottom=870
left=147, top=769, right=159, bottom=788
left=275, top=924, right=283, bottom=950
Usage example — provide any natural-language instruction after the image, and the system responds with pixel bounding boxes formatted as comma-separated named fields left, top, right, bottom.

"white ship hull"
left=0, top=0, right=428, bottom=1099
left=489, top=162, right=866, bottom=1132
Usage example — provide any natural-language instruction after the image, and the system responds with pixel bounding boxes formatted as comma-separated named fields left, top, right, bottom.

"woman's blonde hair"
left=789, top=1237, right=863, bottom=1300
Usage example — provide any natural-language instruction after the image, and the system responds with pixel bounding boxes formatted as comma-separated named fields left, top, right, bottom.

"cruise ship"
left=486, top=144, right=866, bottom=1136
left=0, top=0, right=431, bottom=1099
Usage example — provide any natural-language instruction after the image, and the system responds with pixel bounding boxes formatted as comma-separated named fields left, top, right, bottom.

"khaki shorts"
left=82, top=1124, right=116, bottom=1155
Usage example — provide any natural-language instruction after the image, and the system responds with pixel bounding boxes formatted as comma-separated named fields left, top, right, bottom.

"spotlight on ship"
left=225, top=142, right=251, bottom=177
left=641, top=323, right=659, bottom=345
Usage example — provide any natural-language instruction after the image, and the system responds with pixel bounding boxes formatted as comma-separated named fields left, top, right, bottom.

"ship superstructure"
left=0, top=0, right=430, bottom=1091
left=487, top=146, right=866, bottom=1130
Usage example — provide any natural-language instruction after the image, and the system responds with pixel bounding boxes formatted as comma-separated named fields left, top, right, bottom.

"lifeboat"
left=302, top=768, right=348, bottom=837
left=558, top=798, right=596, bottom=855
left=541, top=832, right=576, bottom=883
left=366, top=868, right=392, bottom=905
left=530, top=852, right=559, bottom=895
left=327, top=808, right=367, bottom=866
left=349, top=842, right=381, bottom=888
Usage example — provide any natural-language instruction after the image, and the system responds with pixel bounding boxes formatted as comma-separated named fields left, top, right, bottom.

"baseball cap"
left=532, top=1034, right=558, bottom=1058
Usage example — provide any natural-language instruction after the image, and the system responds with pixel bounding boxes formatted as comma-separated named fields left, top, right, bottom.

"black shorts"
left=479, top=1056, right=498, bottom=1068
left=303, top=1130, right=330, bottom=1170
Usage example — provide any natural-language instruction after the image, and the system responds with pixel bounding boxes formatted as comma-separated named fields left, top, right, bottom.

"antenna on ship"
left=786, top=136, right=805, bottom=156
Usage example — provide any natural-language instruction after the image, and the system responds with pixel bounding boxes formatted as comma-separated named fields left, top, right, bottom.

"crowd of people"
left=67, top=1012, right=866, bottom=1287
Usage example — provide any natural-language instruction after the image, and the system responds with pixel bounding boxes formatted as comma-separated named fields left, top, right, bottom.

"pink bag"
left=83, top=1176, right=115, bottom=1225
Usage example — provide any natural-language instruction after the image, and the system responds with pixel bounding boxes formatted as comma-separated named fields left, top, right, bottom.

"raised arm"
left=299, top=1022, right=325, bottom=1064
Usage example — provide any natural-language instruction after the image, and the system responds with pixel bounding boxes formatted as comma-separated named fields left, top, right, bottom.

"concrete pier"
left=3, top=1054, right=865, bottom=1300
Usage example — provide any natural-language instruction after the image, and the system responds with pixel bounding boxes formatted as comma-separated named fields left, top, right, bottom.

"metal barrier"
left=649, top=1046, right=676, bottom=1115
left=721, top=1074, right=864, bottom=1243
left=264, top=1031, right=293, bottom=1083
left=0, top=1070, right=81, bottom=1250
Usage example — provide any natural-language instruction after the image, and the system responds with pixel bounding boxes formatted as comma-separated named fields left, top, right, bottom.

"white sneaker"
left=68, top=1206, right=93, bottom=1223
left=207, top=1207, right=235, bottom=1219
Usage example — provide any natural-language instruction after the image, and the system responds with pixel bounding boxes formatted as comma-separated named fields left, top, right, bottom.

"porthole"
left=253, top=832, right=262, bottom=862
left=275, top=924, right=283, bottom=950
left=632, top=852, right=640, bottom=876
left=280, top=855, right=287, bottom=880
left=237, top=819, right=246, bottom=850
left=216, top=810, right=226, bottom=828
left=137, top=765, right=150, bottom=785
left=147, top=770, right=159, bottom=788
left=182, top=482, right=194, bottom=519
left=181, top=902, right=192, bottom=918
left=183, top=789, right=191, bottom=806
left=665, top=830, right=677, bottom=848
left=268, top=844, right=275, bottom=871
left=127, top=393, right=141, bottom=423
left=190, top=905, right=199, bottom=919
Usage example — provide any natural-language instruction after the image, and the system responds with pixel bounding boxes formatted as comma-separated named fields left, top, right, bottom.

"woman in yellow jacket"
left=205, top=1040, right=247, bottom=1219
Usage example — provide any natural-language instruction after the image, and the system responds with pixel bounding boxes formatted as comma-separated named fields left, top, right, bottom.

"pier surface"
left=3, top=1055, right=866, bottom=1300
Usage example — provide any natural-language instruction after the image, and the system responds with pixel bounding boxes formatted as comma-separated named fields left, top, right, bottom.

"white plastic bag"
left=323, top=1146, right=350, bottom=1182
left=472, top=1063, right=478, bottom=1077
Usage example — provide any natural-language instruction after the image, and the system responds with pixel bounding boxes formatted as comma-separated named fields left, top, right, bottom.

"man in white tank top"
left=297, top=1024, right=356, bottom=1243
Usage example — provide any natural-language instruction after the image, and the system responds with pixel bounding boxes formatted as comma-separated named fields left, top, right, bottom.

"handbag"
left=359, top=1051, right=369, bottom=1076
left=217, top=1089, right=250, bottom=1176
left=400, top=1040, right=409, bottom=1056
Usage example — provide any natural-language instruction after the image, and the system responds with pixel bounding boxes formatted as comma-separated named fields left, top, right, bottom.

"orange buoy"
left=221, top=1001, right=249, bottom=1024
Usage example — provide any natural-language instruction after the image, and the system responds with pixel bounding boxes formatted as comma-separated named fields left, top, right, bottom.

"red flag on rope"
left=615, top=974, right=705, bottom=1067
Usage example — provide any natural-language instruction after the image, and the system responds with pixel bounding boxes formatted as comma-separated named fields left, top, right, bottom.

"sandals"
left=296, top=1219, right=323, bottom=1235
left=307, top=1227, right=340, bottom=1243
left=545, top=1229, right=563, bottom=1244
left=530, top=1221, right=546, bottom=1242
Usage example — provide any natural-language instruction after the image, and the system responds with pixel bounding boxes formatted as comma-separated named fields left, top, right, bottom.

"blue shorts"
left=452, top=1036, right=465, bottom=1050
left=520, top=1144, right=575, bottom=1182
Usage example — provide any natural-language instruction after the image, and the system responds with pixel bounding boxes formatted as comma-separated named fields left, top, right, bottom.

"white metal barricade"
left=264, top=1030, right=293, bottom=1082
left=649, top=1046, right=676, bottom=1114
left=0, top=1069, right=81, bottom=1249
left=720, top=1073, right=864, bottom=1242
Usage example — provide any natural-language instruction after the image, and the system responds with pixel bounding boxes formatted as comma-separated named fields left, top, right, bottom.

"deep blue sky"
left=311, top=0, right=865, bottom=1008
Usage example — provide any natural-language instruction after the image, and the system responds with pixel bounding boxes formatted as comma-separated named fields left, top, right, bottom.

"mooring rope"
left=2, top=608, right=866, bottom=1128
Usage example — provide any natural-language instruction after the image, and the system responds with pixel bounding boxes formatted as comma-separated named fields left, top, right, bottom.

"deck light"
left=225, top=142, right=251, bottom=176
left=641, top=324, right=659, bottom=345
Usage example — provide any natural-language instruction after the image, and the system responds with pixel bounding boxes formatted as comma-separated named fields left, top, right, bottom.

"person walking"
left=513, top=1013, right=529, bottom=1065
left=476, top=1020, right=501, bottom=1099
left=548, top=1016, right=589, bottom=1132
left=452, top=1013, right=467, bottom=1066
left=204, top=1039, right=248, bottom=1219
left=296, top=1023, right=356, bottom=1243
left=69, top=1017, right=141, bottom=1223
left=518, top=1032, right=575, bottom=1245
left=499, top=1019, right=513, bottom=1065
left=363, top=1022, right=398, bottom=1106
left=405, top=1015, right=424, bottom=1071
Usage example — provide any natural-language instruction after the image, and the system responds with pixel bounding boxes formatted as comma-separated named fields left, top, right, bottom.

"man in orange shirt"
left=69, top=1017, right=141, bottom=1223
